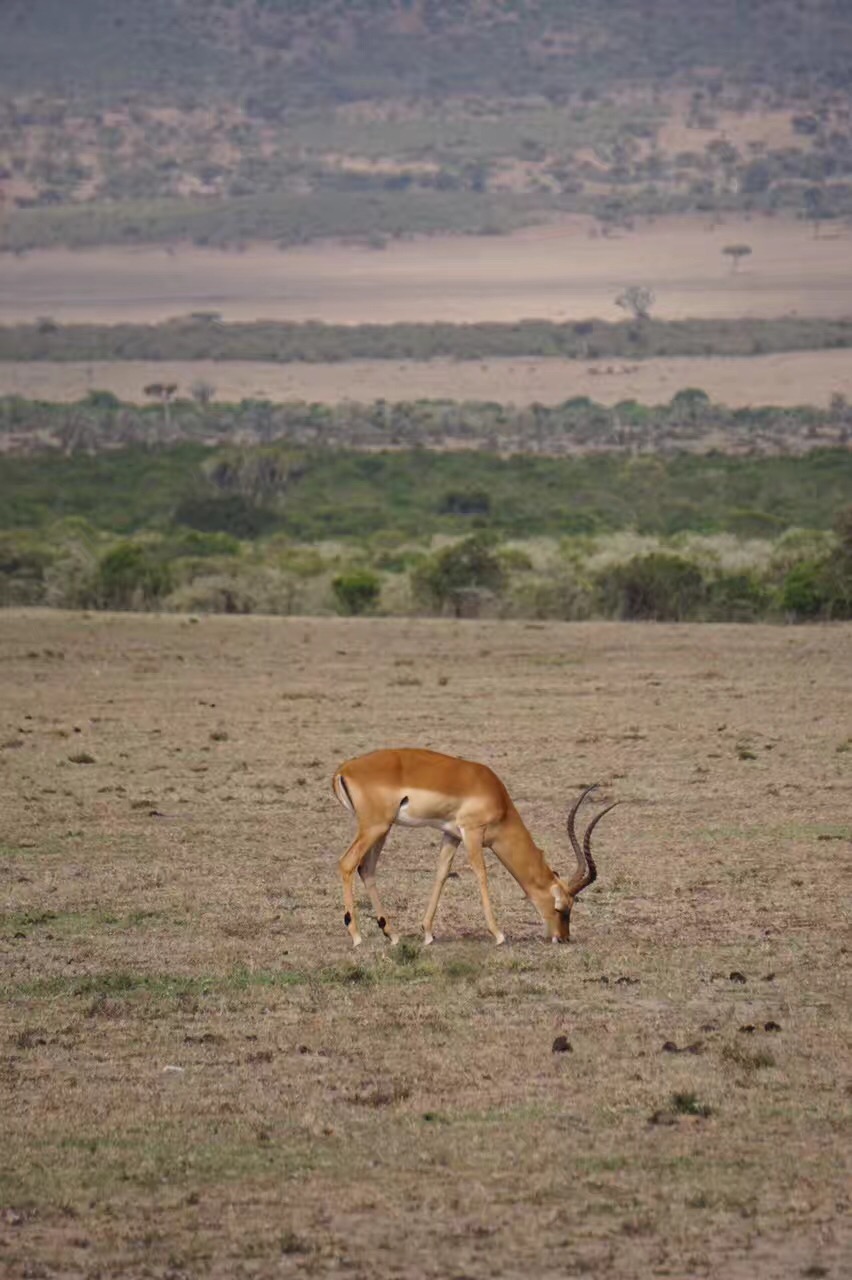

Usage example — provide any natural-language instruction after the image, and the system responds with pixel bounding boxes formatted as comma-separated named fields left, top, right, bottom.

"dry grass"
left=0, top=610, right=850, bottom=1279
left=1, top=215, right=851, bottom=326
left=3, top=347, right=852, bottom=409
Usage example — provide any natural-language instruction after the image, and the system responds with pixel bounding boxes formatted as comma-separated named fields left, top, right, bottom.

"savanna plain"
left=1, top=610, right=850, bottom=1279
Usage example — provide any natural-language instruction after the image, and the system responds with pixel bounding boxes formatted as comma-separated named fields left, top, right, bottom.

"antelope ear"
left=551, top=883, right=568, bottom=911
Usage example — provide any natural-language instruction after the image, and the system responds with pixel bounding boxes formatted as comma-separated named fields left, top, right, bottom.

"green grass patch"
left=3, top=966, right=308, bottom=1002
left=0, top=908, right=169, bottom=938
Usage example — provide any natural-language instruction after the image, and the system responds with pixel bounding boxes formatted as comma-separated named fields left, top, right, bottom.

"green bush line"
left=0, top=188, right=537, bottom=253
left=1, top=442, right=850, bottom=541
left=4, top=182, right=852, bottom=252
left=6, top=316, right=852, bottom=363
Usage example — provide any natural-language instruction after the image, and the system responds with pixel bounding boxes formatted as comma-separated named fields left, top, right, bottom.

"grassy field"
left=2, top=217, right=851, bottom=326
left=3, top=348, right=852, bottom=409
left=1, top=610, right=850, bottom=1278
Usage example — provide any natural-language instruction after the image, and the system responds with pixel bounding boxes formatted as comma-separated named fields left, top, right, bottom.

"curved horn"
left=567, top=783, right=598, bottom=858
left=565, top=789, right=618, bottom=897
left=577, top=802, right=619, bottom=894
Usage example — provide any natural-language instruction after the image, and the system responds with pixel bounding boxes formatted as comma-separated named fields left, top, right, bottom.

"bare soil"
left=3, top=348, right=852, bottom=408
left=1, top=611, right=850, bottom=1279
left=1, top=216, right=850, bottom=326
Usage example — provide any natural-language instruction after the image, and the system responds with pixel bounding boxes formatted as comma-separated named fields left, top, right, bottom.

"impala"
left=331, top=747, right=616, bottom=946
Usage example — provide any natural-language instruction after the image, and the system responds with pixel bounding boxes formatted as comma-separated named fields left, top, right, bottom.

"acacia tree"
left=615, top=285, right=655, bottom=321
left=722, top=243, right=752, bottom=273
left=143, top=382, right=178, bottom=429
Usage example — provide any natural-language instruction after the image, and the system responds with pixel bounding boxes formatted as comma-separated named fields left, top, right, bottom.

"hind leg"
left=339, top=824, right=389, bottom=946
left=422, top=833, right=460, bottom=945
left=358, top=833, right=399, bottom=944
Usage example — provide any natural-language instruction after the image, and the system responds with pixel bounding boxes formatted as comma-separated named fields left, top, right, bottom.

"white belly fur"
left=393, top=797, right=461, bottom=840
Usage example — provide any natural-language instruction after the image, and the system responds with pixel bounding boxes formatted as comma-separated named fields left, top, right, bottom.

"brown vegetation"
left=1, top=611, right=849, bottom=1277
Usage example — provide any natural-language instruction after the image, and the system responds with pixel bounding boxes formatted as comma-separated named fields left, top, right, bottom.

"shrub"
left=164, top=568, right=304, bottom=615
left=412, top=533, right=506, bottom=617
left=594, top=552, right=706, bottom=620
left=0, top=532, right=54, bottom=604
left=781, top=560, right=829, bottom=618
left=507, top=571, right=592, bottom=621
left=94, top=542, right=172, bottom=610
left=173, top=495, right=279, bottom=538
left=439, top=488, right=492, bottom=516
left=332, top=569, right=381, bottom=615
left=705, top=571, right=771, bottom=622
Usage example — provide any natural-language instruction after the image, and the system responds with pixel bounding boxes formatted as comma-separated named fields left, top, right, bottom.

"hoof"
left=423, top=932, right=434, bottom=946
left=352, top=934, right=363, bottom=948
left=494, top=933, right=506, bottom=946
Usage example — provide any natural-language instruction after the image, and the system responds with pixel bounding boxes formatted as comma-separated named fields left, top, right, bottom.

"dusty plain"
left=3, top=348, right=852, bottom=409
left=1, top=610, right=850, bottom=1279
left=2, top=217, right=851, bottom=327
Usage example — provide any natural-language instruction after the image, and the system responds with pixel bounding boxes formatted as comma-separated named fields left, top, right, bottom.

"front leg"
left=462, top=826, right=505, bottom=945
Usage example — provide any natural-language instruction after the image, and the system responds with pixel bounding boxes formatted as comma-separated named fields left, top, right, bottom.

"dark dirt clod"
left=729, top=971, right=747, bottom=983
left=738, top=1024, right=756, bottom=1034
left=764, top=1021, right=783, bottom=1032
left=649, top=1109, right=679, bottom=1126
left=552, top=1036, right=573, bottom=1053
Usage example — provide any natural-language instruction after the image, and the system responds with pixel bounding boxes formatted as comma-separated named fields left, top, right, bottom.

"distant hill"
left=2, top=0, right=851, bottom=107
left=2, top=1, right=852, bottom=251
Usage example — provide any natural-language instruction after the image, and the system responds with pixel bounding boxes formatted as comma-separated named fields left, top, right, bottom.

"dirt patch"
left=3, top=348, right=851, bottom=408
left=1, top=215, right=850, bottom=325
left=0, top=611, right=849, bottom=1278
left=656, top=99, right=800, bottom=155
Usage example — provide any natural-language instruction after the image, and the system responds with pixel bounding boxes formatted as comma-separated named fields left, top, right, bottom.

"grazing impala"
left=332, top=747, right=616, bottom=947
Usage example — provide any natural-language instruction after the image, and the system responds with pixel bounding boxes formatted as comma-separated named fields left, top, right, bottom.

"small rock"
left=552, top=1036, right=573, bottom=1054
left=162, top=1064, right=184, bottom=1074
left=729, top=971, right=747, bottom=984
left=764, top=1021, right=782, bottom=1033
left=738, top=1024, right=756, bottom=1034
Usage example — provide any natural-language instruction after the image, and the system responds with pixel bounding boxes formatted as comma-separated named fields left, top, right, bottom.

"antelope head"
left=547, top=784, right=617, bottom=943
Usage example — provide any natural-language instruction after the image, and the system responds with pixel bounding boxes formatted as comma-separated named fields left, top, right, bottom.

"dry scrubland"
left=3, top=348, right=852, bottom=410
left=1, top=611, right=850, bottom=1279
left=2, top=217, right=850, bottom=327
